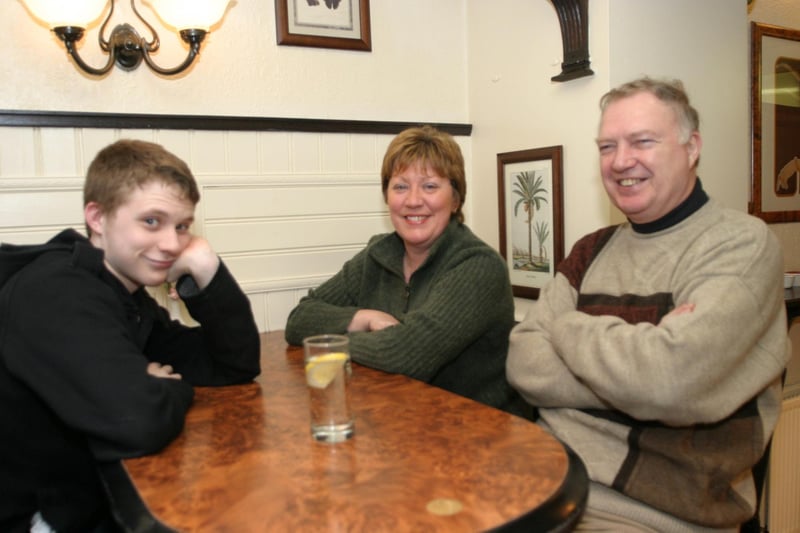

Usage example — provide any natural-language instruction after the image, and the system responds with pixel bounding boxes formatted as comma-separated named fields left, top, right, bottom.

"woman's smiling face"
left=386, top=162, right=457, bottom=256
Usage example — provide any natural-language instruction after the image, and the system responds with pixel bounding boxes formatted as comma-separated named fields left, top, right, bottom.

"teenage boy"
left=0, top=139, right=261, bottom=532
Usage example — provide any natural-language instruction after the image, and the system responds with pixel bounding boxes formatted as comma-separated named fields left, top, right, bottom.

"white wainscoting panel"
left=0, top=126, right=404, bottom=333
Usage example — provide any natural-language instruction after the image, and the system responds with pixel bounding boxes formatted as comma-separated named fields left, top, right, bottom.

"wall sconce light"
left=20, top=0, right=228, bottom=76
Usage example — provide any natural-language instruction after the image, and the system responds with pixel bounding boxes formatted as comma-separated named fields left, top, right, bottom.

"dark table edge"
left=99, top=461, right=177, bottom=533
left=488, top=443, right=589, bottom=533
left=101, top=440, right=588, bottom=533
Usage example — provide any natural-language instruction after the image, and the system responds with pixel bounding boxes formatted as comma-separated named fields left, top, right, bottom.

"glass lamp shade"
left=146, top=0, right=228, bottom=31
left=20, top=0, right=107, bottom=28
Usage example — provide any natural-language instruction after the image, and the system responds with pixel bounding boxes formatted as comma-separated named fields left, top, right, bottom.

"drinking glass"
left=302, top=334, right=354, bottom=442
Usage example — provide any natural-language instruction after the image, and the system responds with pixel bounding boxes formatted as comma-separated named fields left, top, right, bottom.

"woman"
left=285, top=125, right=528, bottom=417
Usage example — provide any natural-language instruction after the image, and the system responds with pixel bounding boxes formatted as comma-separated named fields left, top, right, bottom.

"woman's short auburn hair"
left=380, top=125, right=466, bottom=223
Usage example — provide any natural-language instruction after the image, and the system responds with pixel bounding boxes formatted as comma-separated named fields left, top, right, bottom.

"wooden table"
left=111, top=331, right=588, bottom=532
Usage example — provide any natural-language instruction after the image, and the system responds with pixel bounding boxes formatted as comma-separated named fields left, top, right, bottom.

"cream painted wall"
left=467, top=0, right=749, bottom=317
left=1, top=0, right=793, bottom=315
left=466, top=0, right=611, bottom=252
left=0, top=0, right=481, bottom=335
left=1, top=1, right=468, bottom=123
left=750, top=0, right=800, bottom=24
left=607, top=1, right=749, bottom=215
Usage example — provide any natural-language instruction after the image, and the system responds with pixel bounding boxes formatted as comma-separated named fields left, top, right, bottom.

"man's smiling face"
left=596, top=91, right=701, bottom=224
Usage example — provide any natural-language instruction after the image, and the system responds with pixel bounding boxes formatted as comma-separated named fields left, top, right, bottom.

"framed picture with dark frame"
left=275, top=0, right=372, bottom=52
left=750, top=22, right=800, bottom=223
left=497, top=146, right=565, bottom=299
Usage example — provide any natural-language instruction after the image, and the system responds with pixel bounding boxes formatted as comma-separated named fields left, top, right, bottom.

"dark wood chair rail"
left=0, top=110, right=472, bottom=136
left=114, top=331, right=587, bottom=532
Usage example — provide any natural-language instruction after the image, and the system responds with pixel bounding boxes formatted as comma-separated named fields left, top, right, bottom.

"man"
left=507, top=78, right=790, bottom=531
left=0, top=139, right=261, bottom=532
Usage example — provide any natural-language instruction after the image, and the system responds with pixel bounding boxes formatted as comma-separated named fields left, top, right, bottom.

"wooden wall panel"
left=201, top=183, right=385, bottom=219
left=205, top=216, right=390, bottom=254
left=223, top=248, right=362, bottom=290
left=0, top=123, right=469, bottom=332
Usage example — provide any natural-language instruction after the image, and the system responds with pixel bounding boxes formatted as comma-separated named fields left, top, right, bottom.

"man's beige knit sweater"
left=508, top=189, right=790, bottom=531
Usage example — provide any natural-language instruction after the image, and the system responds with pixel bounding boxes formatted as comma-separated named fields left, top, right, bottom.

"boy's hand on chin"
left=167, top=236, right=220, bottom=289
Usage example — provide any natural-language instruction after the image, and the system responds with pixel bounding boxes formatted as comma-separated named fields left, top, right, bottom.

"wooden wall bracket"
left=550, top=0, right=594, bottom=82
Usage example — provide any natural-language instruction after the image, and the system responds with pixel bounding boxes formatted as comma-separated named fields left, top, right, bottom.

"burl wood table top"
left=121, top=331, right=587, bottom=532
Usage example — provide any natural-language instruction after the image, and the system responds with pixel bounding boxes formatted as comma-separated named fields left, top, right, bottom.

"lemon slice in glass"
left=305, top=352, right=348, bottom=389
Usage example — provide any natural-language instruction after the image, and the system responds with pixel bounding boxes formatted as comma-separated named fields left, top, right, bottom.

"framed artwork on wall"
left=497, top=146, right=565, bottom=300
left=275, top=0, right=372, bottom=51
left=750, top=22, right=800, bottom=223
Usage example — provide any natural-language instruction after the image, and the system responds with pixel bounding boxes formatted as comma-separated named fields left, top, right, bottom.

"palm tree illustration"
left=534, top=220, right=550, bottom=266
left=512, top=171, right=548, bottom=267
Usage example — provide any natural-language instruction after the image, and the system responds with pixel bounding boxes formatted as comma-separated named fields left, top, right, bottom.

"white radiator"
left=767, top=394, right=800, bottom=533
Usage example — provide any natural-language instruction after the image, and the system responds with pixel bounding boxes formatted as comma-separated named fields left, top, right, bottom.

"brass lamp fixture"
left=20, top=0, right=228, bottom=76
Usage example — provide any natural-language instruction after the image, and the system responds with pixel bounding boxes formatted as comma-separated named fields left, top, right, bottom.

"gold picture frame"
left=750, top=22, right=800, bottom=223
